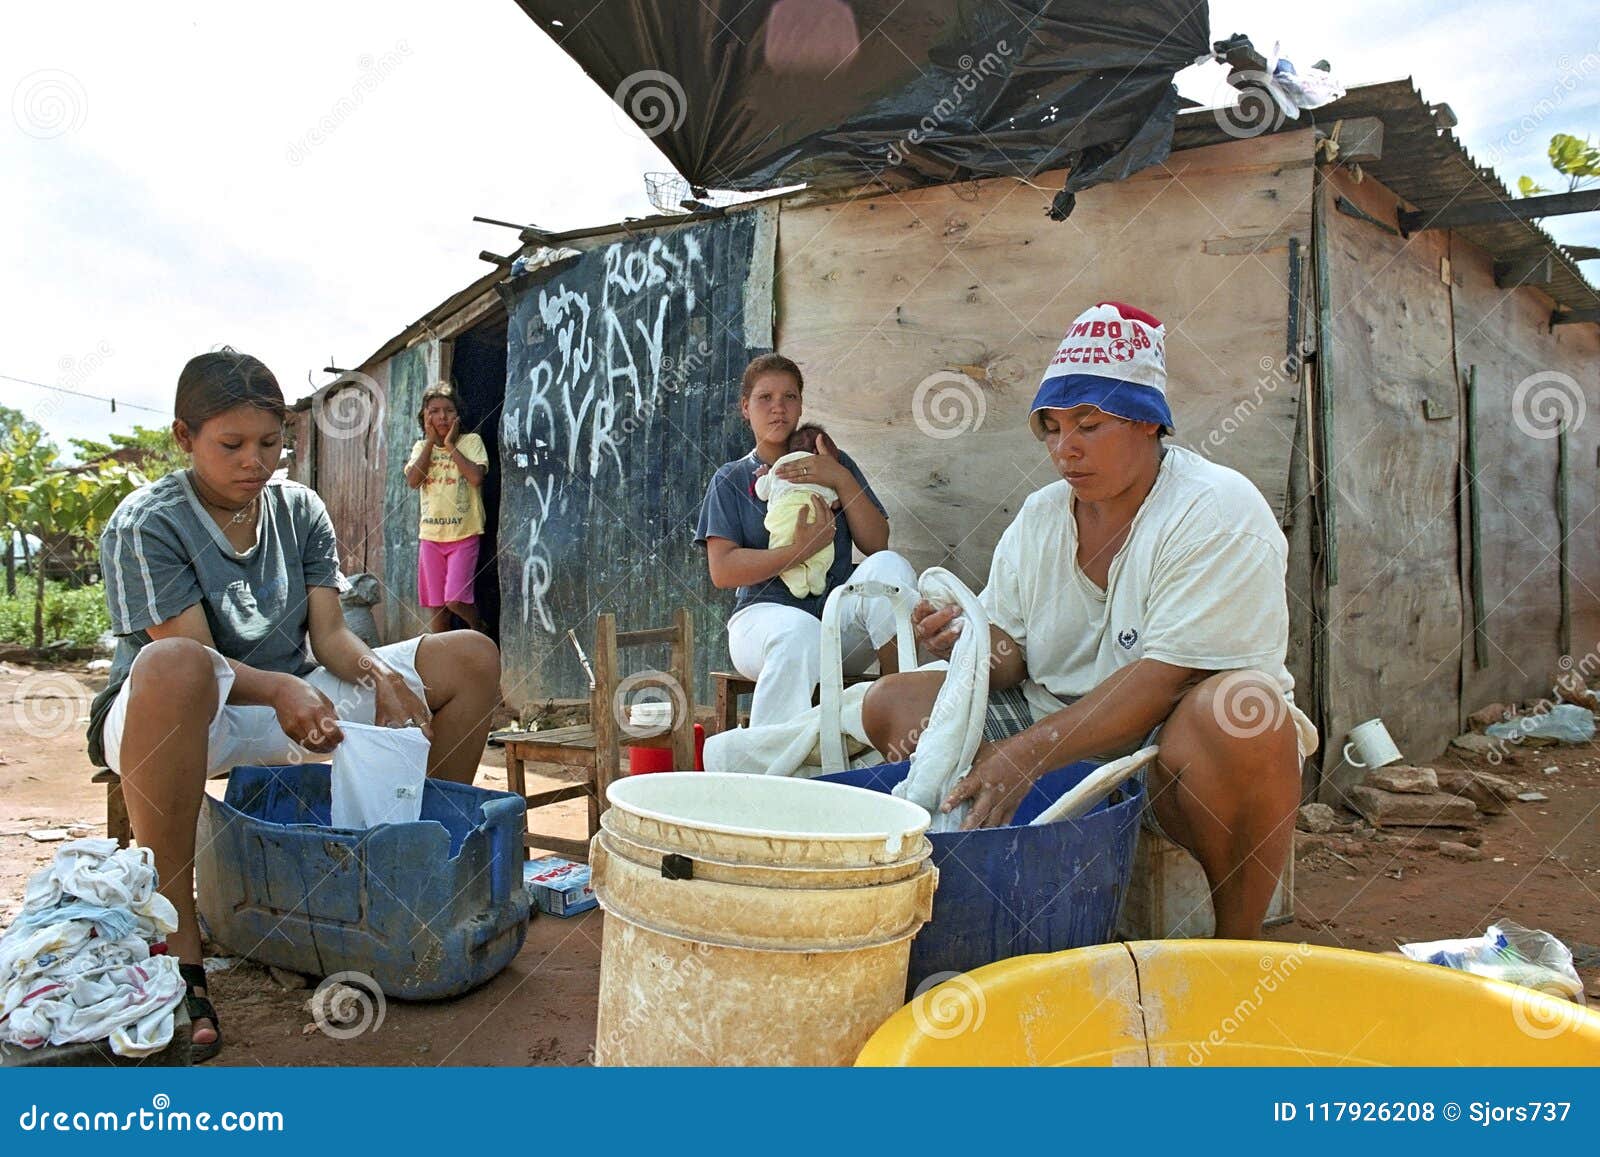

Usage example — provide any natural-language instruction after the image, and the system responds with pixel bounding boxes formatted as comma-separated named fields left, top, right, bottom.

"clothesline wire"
left=0, top=372, right=168, bottom=416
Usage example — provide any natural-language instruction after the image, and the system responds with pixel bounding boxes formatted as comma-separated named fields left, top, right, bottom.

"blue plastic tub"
left=819, top=761, right=1143, bottom=996
left=195, top=764, right=530, bottom=1000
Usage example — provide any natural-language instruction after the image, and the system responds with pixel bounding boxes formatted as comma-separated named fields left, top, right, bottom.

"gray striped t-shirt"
left=86, top=471, right=345, bottom=766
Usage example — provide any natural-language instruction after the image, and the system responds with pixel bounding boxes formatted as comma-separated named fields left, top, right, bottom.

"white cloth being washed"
left=0, top=839, right=184, bottom=1057
left=890, top=568, right=990, bottom=833
left=705, top=567, right=993, bottom=833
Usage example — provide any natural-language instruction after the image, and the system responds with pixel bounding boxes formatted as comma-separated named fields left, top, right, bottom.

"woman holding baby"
left=695, top=353, right=917, bottom=726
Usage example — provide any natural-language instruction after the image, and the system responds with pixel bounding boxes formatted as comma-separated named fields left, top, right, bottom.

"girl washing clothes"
left=87, top=350, right=500, bottom=1061
left=695, top=353, right=917, bottom=727
left=403, top=383, right=490, bottom=633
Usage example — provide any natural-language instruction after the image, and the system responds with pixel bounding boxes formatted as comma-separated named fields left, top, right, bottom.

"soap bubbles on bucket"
left=308, top=971, right=386, bottom=1040
left=613, top=669, right=689, bottom=740
left=910, top=970, right=987, bottom=1040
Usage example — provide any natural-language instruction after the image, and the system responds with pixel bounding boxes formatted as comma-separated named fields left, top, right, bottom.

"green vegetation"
left=69, top=424, right=185, bottom=479
left=0, top=422, right=145, bottom=648
left=1519, top=132, right=1600, bottom=196
left=0, top=580, right=109, bottom=647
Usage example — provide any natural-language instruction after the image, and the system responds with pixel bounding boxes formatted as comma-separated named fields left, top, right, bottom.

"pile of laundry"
left=0, top=838, right=185, bottom=1057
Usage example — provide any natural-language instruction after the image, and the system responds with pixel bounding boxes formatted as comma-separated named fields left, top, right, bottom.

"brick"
left=1365, top=765, right=1438, bottom=794
left=1347, top=785, right=1478, bottom=828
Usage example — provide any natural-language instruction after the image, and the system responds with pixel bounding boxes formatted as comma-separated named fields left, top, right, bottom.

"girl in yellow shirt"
left=404, top=384, right=489, bottom=632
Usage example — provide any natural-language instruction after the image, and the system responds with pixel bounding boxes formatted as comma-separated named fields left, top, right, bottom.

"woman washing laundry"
left=696, top=354, right=916, bottom=727
left=862, top=303, right=1318, bottom=939
left=86, top=350, right=500, bottom=1061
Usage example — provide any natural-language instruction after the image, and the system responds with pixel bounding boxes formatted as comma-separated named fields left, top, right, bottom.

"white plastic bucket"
left=592, top=772, right=938, bottom=1065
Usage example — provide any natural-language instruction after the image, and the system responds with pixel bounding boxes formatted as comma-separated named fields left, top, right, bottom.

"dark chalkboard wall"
left=497, top=213, right=765, bottom=706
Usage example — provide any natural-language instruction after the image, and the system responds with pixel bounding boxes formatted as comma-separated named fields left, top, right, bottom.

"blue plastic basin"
left=195, top=764, right=530, bottom=1000
left=819, top=761, right=1142, bottom=996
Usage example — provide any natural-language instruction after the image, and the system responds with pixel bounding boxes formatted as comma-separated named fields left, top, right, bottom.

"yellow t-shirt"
left=410, top=433, right=490, bottom=542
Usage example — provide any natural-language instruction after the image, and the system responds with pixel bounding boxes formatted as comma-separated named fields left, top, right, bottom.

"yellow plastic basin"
left=857, top=940, right=1600, bottom=1066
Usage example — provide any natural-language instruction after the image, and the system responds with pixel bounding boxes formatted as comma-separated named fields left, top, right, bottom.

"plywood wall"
left=312, top=358, right=391, bottom=585
left=1318, top=167, right=1464, bottom=797
left=774, top=130, right=1315, bottom=592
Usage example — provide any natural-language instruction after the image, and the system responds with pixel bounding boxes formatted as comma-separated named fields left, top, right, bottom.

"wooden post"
left=504, top=747, right=529, bottom=861
left=1312, top=173, right=1339, bottom=587
left=1464, top=367, right=1487, bottom=669
left=670, top=608, right=696, bottom=771
left=1558, top=422, right=1571, bottom=659
left=106, top=776, right=131, bottom=849
left=590, top=614, right=619, bottom=839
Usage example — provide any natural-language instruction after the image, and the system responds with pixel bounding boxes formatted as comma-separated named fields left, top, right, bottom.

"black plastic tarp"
left=514, top=0, right=1208, bottom=214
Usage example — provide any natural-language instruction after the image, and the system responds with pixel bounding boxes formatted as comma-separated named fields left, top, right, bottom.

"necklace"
left=189, top=470, right=260, bottom=525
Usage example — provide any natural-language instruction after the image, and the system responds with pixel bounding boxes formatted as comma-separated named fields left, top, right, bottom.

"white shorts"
left=101, top=637, right=428, bottom=777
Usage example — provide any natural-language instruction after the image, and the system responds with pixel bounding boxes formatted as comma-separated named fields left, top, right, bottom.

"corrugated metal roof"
left=1173, top=78, right=1599, bottom=314
left=309, top=77, right=1596, bottom=405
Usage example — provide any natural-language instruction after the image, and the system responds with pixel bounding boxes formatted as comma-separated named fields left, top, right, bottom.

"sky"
left=5, top=0, right=1597, bottom=456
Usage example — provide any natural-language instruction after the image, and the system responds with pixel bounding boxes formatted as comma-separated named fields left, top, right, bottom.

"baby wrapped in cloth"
left=753, top=424, right=839, bottom=599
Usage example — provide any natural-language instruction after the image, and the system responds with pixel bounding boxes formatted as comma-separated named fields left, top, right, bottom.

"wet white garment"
left=330, top=722, right=430, bottom=828
left=707, top=567, right=994, bottom=835
left=703, top=682, right=877, bottom=778
left=890, top=569, right=990, bottom=833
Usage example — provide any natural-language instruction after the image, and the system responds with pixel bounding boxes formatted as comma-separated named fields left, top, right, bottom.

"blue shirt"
left=694, top=448, right=887, bottom=618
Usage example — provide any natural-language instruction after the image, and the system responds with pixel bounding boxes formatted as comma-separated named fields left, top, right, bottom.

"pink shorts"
left=418, top=535, right=481, bottom=607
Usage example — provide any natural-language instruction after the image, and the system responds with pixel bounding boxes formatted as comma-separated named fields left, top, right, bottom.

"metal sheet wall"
left=497, top=212, right=769, bottom=707
left=381, top=346, right=434, bottom=642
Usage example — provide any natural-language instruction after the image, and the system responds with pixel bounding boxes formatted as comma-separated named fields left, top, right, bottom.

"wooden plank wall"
left=1318, top=166, right=1464, bottom=798
left=496, top=212, right=770, bottom=707
left=1451, top=235, right=1600, bottom=707
left=774, top=130, right=1315, bottom=598
left=313, top=359, right=391, bottom=586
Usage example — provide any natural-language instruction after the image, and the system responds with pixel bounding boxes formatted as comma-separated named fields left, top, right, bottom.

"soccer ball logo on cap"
left=1030, top=302, right=1175, bottom=439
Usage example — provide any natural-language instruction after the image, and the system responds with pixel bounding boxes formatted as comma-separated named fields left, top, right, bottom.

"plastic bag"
left=1399, top=919, right=1584, bottom=1001
left=1485, top=703, right=1596, bottom=745
left=330, top=722, right=430, bottom=829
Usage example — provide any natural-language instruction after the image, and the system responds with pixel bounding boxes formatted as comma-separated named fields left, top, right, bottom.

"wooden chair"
left=503, top=609, right=695, bottom=863
left=710, top=671, right=756, bottom=734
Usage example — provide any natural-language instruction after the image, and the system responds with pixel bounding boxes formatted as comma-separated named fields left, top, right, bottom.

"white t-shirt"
left=980, top=445, right=1298, bottom=723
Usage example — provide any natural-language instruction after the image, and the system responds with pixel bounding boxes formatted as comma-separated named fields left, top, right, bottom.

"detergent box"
left=522, top=855, right=596, bottom=917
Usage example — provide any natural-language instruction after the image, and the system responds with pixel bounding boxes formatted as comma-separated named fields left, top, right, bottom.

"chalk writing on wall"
left=498, top=214, right=763, bottom=701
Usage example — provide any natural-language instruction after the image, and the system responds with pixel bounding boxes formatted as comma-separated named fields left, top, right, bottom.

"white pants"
left=726, top=550, right=918, bottom=727
left=101, top=637, right=428, bottom=777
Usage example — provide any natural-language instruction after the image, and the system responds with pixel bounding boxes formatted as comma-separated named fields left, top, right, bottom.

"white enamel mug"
left=1342, top=717, right=1402, bottom=769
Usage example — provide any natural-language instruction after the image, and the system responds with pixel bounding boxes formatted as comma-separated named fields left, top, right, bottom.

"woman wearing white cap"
left=863, top=302, right=1318, bottom=940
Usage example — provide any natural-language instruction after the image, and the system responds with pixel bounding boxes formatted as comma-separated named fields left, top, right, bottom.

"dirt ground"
left=3, top=658, right=1597, bottom=1066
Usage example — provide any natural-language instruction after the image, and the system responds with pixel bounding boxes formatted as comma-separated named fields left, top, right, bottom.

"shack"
left=291, top=77, right=1600, bottom=804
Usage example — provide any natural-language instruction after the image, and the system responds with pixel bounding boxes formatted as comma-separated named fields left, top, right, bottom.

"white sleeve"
left=1141, top=531, right=1287, bottom=670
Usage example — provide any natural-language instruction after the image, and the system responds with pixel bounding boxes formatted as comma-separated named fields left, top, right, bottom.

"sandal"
left=178, top=962, right=223, bottom=1063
